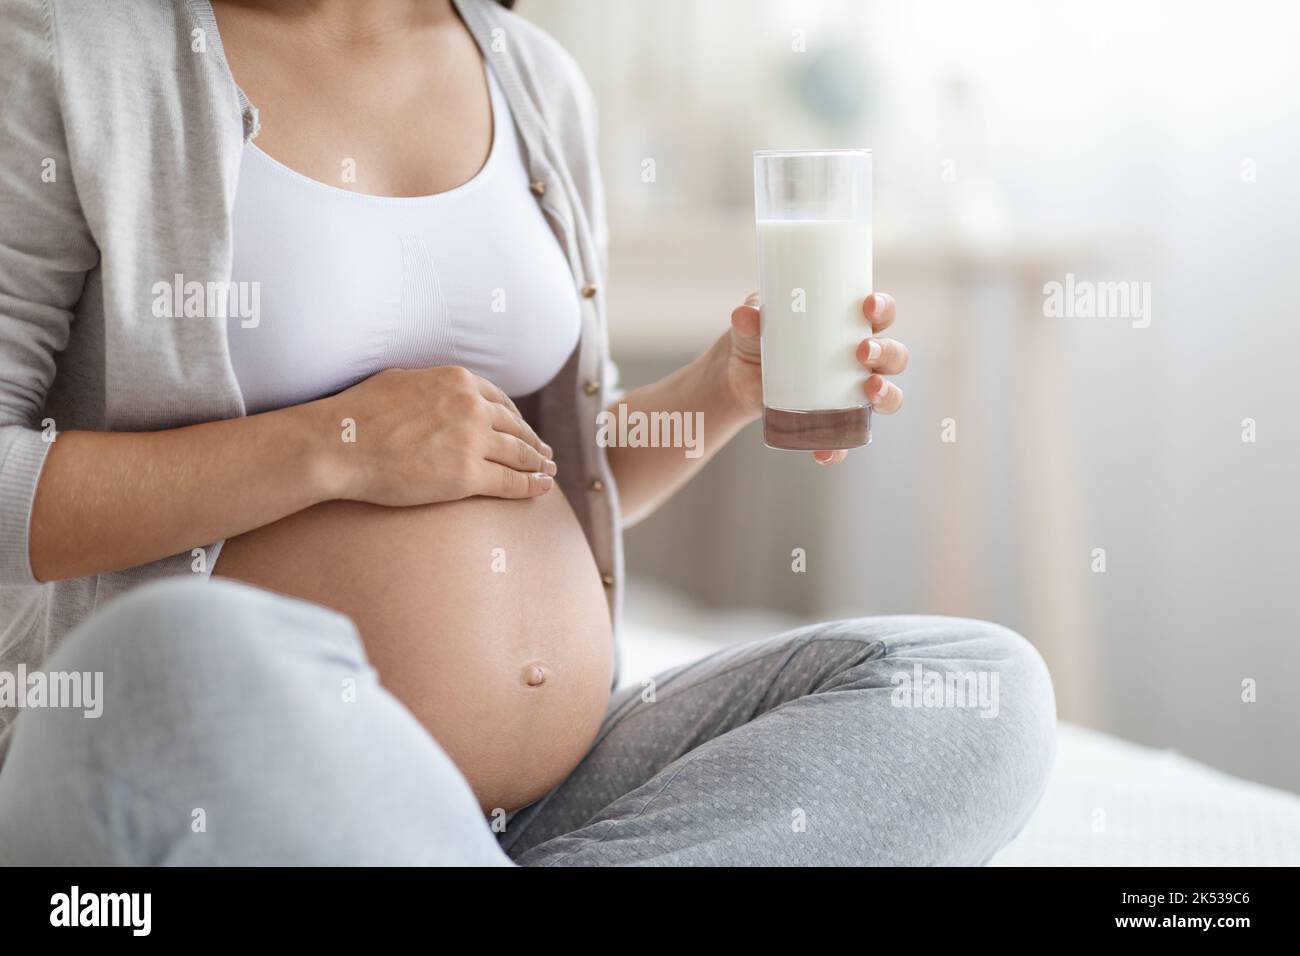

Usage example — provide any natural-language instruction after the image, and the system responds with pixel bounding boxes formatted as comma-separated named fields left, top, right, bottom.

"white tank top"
left=227, top=66, right=581, bottom=413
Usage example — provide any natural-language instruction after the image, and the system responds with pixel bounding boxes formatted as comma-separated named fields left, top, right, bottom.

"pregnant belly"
left=213, top=488, right=614, bottom=813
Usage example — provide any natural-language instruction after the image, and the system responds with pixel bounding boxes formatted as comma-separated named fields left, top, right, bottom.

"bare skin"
left=213, top=0, right=492, bottom=198
left=26, top=0, right=910, bottom=812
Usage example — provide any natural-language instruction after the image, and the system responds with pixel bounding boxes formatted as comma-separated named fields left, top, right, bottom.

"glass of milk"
left=754, top=148, right=872, bottom=450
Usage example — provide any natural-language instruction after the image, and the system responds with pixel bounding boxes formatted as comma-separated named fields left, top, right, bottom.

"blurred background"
left=523, top=0, right=1300, bottom=794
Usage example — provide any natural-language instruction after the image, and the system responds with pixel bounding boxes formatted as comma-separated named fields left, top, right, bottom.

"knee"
left=45, top=577, right=362, bottom=719
left=3, top=579, right=364, bottom=864
left=952, top=618, right=1057, bottom=805
left=57, top=578, right=249, bottom=666
left=55, top=574, right=353, bottom=671
left=880, top=615, right=1056, bottom=803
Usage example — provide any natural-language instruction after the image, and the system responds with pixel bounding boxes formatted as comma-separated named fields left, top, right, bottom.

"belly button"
left=521, top=662, right=549, bottom=687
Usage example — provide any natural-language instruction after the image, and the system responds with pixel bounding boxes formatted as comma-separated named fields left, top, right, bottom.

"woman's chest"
left=212, top=4, right=492, bottom=199
left=223, top=46, right=582, bottom=410
left=226, top=146, right=581, bottom=410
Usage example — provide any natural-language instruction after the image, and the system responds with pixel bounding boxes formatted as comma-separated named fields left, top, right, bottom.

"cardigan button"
left=583, top=379, right=600, bottom=396
left=580, top=282, right=598, bottom=299
left=589, top=478, right=605, bottom=492
left=529, top=180, right=547, bottom=197
left=601, top=573, right=615, bottom=588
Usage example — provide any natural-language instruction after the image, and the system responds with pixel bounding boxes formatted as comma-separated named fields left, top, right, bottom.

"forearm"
left=29, top=399, right=338, bottom=582
left=606, top=334, right=757, bottom=526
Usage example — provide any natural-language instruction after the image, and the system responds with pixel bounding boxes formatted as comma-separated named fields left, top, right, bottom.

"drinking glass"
left=753, top=148, right=873, bottom=450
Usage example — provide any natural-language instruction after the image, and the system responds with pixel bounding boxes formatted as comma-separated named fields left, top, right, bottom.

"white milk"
left=756, top=218, right=872, bottom=411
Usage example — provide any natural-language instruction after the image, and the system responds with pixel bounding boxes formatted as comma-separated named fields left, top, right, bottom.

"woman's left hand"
left=725, top=291, right=908, bottom=464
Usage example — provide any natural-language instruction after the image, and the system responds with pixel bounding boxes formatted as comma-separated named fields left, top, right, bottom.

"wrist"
left=701, top=331, right=760, bottom=427
left=292, top=395, right=352, bottom=504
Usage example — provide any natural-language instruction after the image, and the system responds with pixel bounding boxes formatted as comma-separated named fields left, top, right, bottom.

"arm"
left=605, top=334, right=753, bottom=527
left=0, top=0, right=98, bottom=585
left=29, top=367, right=557, bottom=583
left=29, top=404, right=335, bottom=582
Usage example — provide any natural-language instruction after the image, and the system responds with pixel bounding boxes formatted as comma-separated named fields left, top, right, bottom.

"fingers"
left=475, top=462, right=555, bottom=499
left=733, top=291, right=905, bottom=428
left=487, top=402, right=552, bottom=457
left=731, top=301, right=761, bottom=338
left=865, top=375, right=904, bottom=413
left=857, top=336, right=909, bottom=375
left=479, top=382, right=551, bottom=457
left=812, top=450, right=848, bottom=466
left=474, top=376, right=525, bottom=423
left=857, top=295, right=904, bottom=413
left=862, top=292, right=896, bottom=333
left=485, top=431, right=555, bottom=476
left=473, top=373, right=523, bottom=418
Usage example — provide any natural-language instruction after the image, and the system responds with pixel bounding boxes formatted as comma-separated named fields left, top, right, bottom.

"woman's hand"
left=316, top=366, right=557, bottom=506
left=726, top=291, right=908, bottom=464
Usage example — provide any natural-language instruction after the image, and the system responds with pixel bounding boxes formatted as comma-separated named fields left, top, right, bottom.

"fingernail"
left=544, top=459, right=557, bottom=476
left=814, top=451, right=833, bottom=464
left=873, top=381, right=890, bottom=405
left=866, top=339, right=881, bottom=364
left=541, top=443, right=554, bottom=458
left=871, top=293, right=888, bottom=317
left=536, top=473, right=553, bottom=489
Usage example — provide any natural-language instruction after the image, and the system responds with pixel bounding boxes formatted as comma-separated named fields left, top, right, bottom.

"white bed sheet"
left=620, top=614, right=1300, bottom=866
left=990, top=723, right=1300, bottom=866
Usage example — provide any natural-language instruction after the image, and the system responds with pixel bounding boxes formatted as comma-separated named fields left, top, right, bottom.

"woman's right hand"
left=315, top=365, right=557, bottom=507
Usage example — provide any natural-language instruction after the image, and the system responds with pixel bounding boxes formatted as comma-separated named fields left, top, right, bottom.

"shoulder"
left=36, top=0, right=191, bottom=44
left=491, top=4, right=589, bottom=88
left=469, top=0, right=599, bottom=140
left=9, top=0, right=203, bottom=91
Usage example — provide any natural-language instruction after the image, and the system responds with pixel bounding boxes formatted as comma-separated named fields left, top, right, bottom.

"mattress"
left=990, top=723, right=1300, bottom=866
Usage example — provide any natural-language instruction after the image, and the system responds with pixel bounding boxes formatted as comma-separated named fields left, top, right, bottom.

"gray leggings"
left=0, top=579, right=1055, bottom=865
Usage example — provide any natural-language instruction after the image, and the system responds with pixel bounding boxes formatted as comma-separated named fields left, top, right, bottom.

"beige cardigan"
left=0, top=0, right=624, bottom=748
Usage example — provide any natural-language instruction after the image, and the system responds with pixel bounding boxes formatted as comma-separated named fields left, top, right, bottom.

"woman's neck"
left=213, top=0, right=457, bottom=47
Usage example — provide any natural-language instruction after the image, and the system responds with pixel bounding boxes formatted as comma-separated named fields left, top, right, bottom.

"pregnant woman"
left=0, top=0, right=1055, bottom=865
